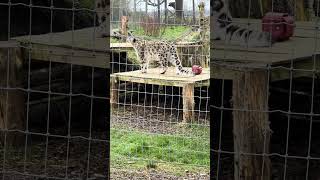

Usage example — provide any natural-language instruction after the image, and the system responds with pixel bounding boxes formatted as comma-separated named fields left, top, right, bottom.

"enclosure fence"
left=211, top=0, right=320, bottom=179
left=0, top=0, right=109, bottom=179
left=110, top=0, right=210, bottom=179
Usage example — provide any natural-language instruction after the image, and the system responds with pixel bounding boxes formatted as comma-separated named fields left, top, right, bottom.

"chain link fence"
left=110, top=0, right=210, bottom=179
left=211, top=0, right=320, bottom=179
left=0, top=0, right=109, bottom=179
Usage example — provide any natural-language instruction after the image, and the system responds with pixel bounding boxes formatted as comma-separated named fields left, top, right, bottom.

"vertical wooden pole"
left=110, top=76, right=118, bottom=110
left=182, top=83, right=194, bottom=123
left=232, top=70, right=271, bottom=180
left=0, top=47, right=25, bottom=146
left=198, top=2, right=205, bottom=41
left=120, top=16, right=128, bottom=40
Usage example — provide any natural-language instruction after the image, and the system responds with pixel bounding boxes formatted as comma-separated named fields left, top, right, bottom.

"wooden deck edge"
left=17, top=42, right=110, bottom=69
left=0, top=40, right=19, bottom=48
left=110, top=74, right=210, bottom=87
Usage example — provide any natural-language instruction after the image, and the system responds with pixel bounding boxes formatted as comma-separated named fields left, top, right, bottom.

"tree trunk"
left=134, top=0, right=137, bottom=22
left=157, top=0, right=161, bottom=23
left=164, top=0, right=168, bottom=23
left=175, top=0, right=183, bottom=21
left=192, top=0, right=196, bottom=24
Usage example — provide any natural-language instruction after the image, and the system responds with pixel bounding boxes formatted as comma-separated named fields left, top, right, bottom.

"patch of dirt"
left=0, top=130, right=108, bottom=180
left=111, top=169, right=209, bottom=180
left=111, top=105, right=209, bottom=136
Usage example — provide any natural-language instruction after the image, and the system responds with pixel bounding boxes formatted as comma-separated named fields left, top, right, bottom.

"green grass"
left=111, top=26, right=207, bottom=42
left=110, top=124, right=209, bottom=175
left=111, top=37, right=120, bottom=43
left=131, top=26, right=192, bottom=41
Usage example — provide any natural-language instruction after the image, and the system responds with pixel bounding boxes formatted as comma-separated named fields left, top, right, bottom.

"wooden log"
left=110, top=76, right=118, bottom=110
left=232, top=70, right=271, bottom=180
left=182, top=83, right=194, bottom=123
left=0, top=47, right=25, bottom=146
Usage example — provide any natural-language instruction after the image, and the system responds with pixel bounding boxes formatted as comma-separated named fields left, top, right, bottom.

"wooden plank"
left=13, top=27, right=109, bottom=52
left=111, top=43, right=133, bottom=48
left=212, top=55, right=320, bottom=81
left=212, top=37, right=320, bottom=64
left=19, top=43, right=110, bottom=68
left=0, top=41, right=19, bottom=48
left=111, top=67, right=210, bottom=87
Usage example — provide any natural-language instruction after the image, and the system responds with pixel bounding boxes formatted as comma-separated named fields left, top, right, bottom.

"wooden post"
left=0, top=47, right=25, bottom=146
left=120, top=16, right=129, bottom=40
left=110, top=76, right=118, bottom=110
left=232, top=70, right=271, bottom=180
left=198, top=1, right=205, bottom=42
left=182, top=83, right=194, bottom=123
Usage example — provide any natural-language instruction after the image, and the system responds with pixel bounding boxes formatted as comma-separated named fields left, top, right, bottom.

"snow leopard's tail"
left=169, top=45, right=196, bottom=77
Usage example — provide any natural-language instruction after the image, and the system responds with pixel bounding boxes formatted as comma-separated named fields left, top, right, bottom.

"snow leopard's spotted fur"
left=125, top=33, right=195, bottom=76
left=212, top=0, right=273, bottom=47
left=95, top=0, right=109, bottom=37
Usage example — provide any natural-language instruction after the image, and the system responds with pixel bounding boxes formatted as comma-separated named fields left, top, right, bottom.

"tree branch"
left=145, top=0, right=165, bottom=6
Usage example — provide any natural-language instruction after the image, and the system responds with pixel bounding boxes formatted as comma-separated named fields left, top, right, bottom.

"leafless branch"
left=144, top=0, right=165, bottom=6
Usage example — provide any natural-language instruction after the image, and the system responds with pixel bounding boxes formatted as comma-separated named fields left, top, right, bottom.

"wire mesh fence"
left=211, top=0, right=320, bottom=179
left=110, top=0, right=210, bottom=179
left=0, top=0, right=109, bottom=179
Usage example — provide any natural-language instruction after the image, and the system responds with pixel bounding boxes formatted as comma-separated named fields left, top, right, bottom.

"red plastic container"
left=262, top=12, right=295, bottom=42
left=192, top=65, right=202, bottom=75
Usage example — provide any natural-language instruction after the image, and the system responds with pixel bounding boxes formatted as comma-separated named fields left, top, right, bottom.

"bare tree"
left=145, top=0, right=165, bottom=6
left=164, top=0, right=168, bottom=23
left=143, top=0, right=165, bottom=23
left=193, top=0, right=195, bottom=24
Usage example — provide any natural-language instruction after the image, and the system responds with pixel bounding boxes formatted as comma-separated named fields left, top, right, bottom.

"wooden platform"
left=111, top=67, right=209, bottom=87
left=110, top=67, right=209, bottom=123
left=211, top=19, right=320, bottom=180
left=12, top=27, right=109, bottom=68
left=211, top=19, right=320, bottom=81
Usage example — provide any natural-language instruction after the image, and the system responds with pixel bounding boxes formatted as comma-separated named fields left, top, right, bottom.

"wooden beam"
left=182, top=83, right=194, bottom=123
left=0, top=41, right=19, bottom=48
left=271, top=58, right=320, bottom=81
left=110, top=76, right=118, bottom=110
left=232, top=70, right=271, bottom=180
left=0, top=47, right=25, bottom=146
left=19, top=43, right=110, bottom=69
left=211, top=57, right=320, bottom=82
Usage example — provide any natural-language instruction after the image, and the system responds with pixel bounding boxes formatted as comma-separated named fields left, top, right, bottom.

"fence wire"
left=211, top=0, right=320, bottom=179
left=0, top=0, right=109, bottom=179
left=110, top=0, right=210, bottom=179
